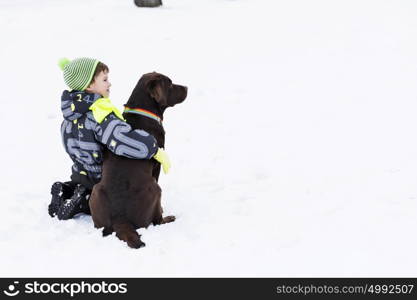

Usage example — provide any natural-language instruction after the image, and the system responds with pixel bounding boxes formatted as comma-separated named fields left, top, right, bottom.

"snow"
left=1, top=0, right=417, bottom=277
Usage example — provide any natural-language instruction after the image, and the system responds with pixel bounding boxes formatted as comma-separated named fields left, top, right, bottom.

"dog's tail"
left=113, top=222, right=145, bottom=249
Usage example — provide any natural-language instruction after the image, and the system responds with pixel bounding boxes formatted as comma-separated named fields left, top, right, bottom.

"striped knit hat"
left=58, top=57, right=99, bottom=91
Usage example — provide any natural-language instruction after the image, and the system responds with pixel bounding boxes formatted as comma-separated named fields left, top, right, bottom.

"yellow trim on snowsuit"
left=89, top=98, right=125, bottom=124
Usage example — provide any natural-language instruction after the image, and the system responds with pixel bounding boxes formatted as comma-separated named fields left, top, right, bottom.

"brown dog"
left=89, top=72, right=188, bottom=248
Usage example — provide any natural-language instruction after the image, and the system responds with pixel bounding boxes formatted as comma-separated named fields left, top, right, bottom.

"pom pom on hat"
left=58, top=58, right=71, bottom=71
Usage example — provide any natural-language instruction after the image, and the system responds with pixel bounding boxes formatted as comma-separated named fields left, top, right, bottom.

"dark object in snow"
left=48, top=181, right=91, bottom=220
left=89, top=72, right=188, bottom=249
left=134, top=0, right=162, bottom=7
left=57, top=184, right=90, bottom=220
left=48, top=181, right=75, bottom=217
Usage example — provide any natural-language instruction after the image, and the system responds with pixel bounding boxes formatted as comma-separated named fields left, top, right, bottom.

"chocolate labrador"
left=89, top=72, right=188, bottom=248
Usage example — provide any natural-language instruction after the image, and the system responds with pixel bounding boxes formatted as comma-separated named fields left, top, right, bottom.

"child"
left=49, top=57, right=170, bottom=220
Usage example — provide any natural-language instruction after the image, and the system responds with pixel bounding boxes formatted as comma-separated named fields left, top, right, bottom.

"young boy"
left=49, top=57, right=170, bottom=220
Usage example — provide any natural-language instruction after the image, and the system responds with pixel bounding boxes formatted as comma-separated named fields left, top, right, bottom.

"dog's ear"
left=147, top=79, right=165, bottom=104
left=145, top=73, right=168, bottom=106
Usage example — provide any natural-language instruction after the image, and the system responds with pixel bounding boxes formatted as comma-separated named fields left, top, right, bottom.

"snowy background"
left=1, top=0, right=417, bottom=277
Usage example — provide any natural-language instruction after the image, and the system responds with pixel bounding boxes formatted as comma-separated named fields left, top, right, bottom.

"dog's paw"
left=161, top=215, right=176, bottom=224
left=102, top=227, right=113, bottom=236
left=128, top=239, right=146, bottom=249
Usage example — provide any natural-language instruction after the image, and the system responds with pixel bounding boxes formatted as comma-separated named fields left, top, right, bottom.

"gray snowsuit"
left=60, top=90, right=158, bottom=188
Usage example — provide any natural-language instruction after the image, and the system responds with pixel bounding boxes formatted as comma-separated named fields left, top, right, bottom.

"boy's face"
left=86, top=71, right=111, bottom=97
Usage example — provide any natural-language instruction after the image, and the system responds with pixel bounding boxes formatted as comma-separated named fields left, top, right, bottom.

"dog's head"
left=139, top=72, right=187, bottom=109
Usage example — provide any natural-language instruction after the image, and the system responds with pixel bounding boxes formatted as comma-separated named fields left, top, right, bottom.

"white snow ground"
left=1, top=0, right=417, bottom=277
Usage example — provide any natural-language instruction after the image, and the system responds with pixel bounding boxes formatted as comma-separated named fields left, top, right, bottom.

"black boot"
left=80, top=193, right=91, bottom=215
left=57, top=184, right=88, bottom=220
left=48, top=182, right=74, bottom=217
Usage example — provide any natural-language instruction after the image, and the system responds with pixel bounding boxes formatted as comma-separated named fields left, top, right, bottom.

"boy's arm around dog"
left=61, top=91, right=171, bottom=173
left=89, top=97, right=159, bottom=160
left=91, top=108, right=171, bottom=173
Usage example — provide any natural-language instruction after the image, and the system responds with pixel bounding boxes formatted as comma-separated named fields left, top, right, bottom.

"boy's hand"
left=153, top=148, right=171, bottom=174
